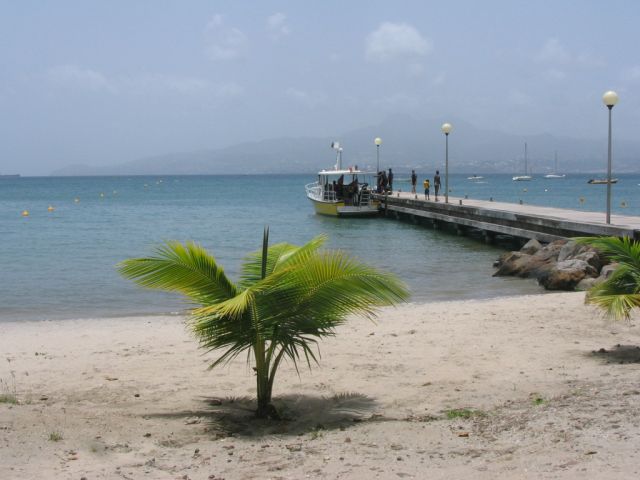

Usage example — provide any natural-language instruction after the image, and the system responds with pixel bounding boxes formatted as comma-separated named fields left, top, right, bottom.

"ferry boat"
left=305, top=143, right=380, bottom=217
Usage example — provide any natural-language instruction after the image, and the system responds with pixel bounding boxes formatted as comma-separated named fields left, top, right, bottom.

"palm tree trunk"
left=255, top=225, right=277, bottom=419
left=254, top=339, right=271, bottom=418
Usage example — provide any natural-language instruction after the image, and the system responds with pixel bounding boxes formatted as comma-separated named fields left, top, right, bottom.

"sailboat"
left=544, top=151, right=565, bottom=178
left=512, top=142, right=532, bottom=181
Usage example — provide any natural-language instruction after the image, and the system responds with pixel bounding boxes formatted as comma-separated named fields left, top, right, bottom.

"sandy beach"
left=2, top=291, right=640, bottom=479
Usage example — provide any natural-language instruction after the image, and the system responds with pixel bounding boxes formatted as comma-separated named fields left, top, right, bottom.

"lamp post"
left=602, top=91, right=619, bottom=224
left=374, top=137, right=382, bottom=173
left=441, top=123, right=453, bottom=203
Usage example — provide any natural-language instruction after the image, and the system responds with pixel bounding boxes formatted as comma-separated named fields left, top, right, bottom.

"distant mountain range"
left=51, top=114, right=640, bottom=176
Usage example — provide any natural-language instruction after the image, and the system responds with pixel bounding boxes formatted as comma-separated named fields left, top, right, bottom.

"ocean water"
left=1, top=173, right=638, bottom=322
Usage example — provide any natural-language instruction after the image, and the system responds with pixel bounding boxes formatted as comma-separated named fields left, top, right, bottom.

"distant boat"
left=544, top=151, right=565, bottom=178
left=588, top=178, right=618, bottom=185
left=512, top=142, right=532, bottom=181
left=467, top=175, right=484, bottom=181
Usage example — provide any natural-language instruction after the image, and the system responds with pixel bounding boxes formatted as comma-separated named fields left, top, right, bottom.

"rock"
left=600, top=263, right=619, bottom=279
left=493, top=250, right=556, bottom=279
left=538, top=259, right=597, bottom=290
left=494, top=238, right=612, bottom=292
left=534, top=240, right=565, bottom=262
left=576, top=277, right=600, bottom=291
left=557, top=259, right=598, bottom=277
left=573, top=250, right=602, bottom=271
left=557, top=240, right=583, bottom=262
left=520, top=239, right=542, bottom=255
left=493, top=252, right=533, bottom=277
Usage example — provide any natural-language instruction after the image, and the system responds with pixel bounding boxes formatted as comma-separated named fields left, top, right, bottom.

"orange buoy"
left=22, top=210, right=29, bottom=217
left=47, top=205, right=55, bottom=212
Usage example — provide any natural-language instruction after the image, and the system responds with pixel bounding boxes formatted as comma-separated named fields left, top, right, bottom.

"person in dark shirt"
left=388, top=168, right=394, bottom=192
left=411, top=170, right=417, bottom=194
left=434, top=170, right=441, bottom=201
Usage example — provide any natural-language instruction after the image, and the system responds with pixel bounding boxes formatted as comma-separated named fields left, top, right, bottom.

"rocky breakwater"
left=493, top=239, right=617, bottom=291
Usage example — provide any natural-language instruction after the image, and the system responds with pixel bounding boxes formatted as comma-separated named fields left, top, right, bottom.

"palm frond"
left=117, top=241, right=237, bottom=304
left=119, top=232, right=410, bottom=414
left=585, top=292, right=640, bottom=320
left=243, top=250, right=409, bottom=369
left=238, top=235, right=327, bottom=288
left=577, top=236, right=640, bottom=271
left=577, top=236, right=640, bottom=320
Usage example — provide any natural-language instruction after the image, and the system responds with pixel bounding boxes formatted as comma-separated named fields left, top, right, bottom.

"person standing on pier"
left=388, top=168, right=394, bottom=192
left=411, top=170, right=417, bottom=194
left=423, top=178, right=430, bottom=200
left=434, top=170, right=441, bottom=201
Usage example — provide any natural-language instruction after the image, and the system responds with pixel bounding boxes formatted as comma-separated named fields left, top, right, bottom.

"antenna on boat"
left=331, top=141, right=342, bottom=170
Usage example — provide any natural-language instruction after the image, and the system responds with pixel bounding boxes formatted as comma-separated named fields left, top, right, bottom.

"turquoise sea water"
left=1, top=173, right=639, bottom=322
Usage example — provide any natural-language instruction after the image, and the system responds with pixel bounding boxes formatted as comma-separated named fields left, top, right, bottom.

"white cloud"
left=372, top=92, right=421, bottom=111
left=46, top=66, right=242, bottom=99
left=46, top=65, right=116, bottom=93
left=624, top=65, right=640, bottom=81
left=286, top=88, right=326, bottom=108
left=212, top=82, right=244, bottom=98
left=431, top=72, right=446, bottom=86
left=535, top=38, right=605, bottom=68
left=122, top=74, right=210, bottom=95
left=407, top=62, right=426, bottom=77
left=535, top=38, right=570, bottom=64
left=507, top=89, right=533, bottom=106
left=575, top=52, right=605, bottom=68
left=542, top=68, right=567, bottom=81
left=204, top=14, right=248, bottom=61
left=365, top=22, right=432, bottom=62
left=267, top=12, right=290, bottom=39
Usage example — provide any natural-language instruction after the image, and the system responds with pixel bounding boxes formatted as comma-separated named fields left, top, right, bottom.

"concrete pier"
left=373, top=192, right=640, bottom=242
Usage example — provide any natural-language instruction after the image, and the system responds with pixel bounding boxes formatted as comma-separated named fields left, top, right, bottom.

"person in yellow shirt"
left=423, top=179, right=430, bottom=200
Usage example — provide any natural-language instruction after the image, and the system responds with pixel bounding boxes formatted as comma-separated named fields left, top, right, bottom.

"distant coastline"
left=0, top=174, right=20, bottom=178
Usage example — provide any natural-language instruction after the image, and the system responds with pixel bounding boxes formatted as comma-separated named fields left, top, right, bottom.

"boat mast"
left=331, top=142, right=342, bottom=170
left=524, top=142, right=528, bottom=175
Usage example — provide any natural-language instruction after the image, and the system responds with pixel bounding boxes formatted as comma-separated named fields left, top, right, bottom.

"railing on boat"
left=305, top=182, right=337, bottom=202
left=305, top=181, right=373, bottom=206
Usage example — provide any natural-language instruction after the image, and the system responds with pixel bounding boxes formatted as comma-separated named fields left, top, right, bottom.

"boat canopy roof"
left=317, top=168, right=374, bottom=176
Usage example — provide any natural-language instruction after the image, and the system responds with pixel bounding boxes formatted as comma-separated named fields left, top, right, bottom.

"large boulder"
left=537, top=259, right=598, bottom=290
left=494, top=241, right=566, bottom=279
left=557, top=240, right=582, bottom=262
left=573, top=250, right=603, bottom=272
left=520, top=238, right=542, bottom=255
left=493, top=252, right=534, bottom=277
left=493, top=238, right=614, bottom=291
left=599, top=262, right=619, bottom=279
left=576, top=277, right=600, bottom=291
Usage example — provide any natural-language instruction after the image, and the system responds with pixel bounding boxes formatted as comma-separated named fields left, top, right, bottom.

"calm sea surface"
left=1, top=173, right=639, bottom=322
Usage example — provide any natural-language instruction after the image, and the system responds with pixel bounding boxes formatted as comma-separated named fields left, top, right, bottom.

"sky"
left=1, top=0, right=639, bottom=175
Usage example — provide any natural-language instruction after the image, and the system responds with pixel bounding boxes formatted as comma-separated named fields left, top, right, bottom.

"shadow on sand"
left=588, top=344, right=640, bottom=364
left=145, top=392, right=383, bottom=437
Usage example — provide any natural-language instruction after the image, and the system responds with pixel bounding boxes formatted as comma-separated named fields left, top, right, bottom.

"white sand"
left=2, top=292, right=640, bottom=479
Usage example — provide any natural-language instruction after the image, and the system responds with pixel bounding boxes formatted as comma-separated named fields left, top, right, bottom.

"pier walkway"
left=373, top=192, right=640, bottom=243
